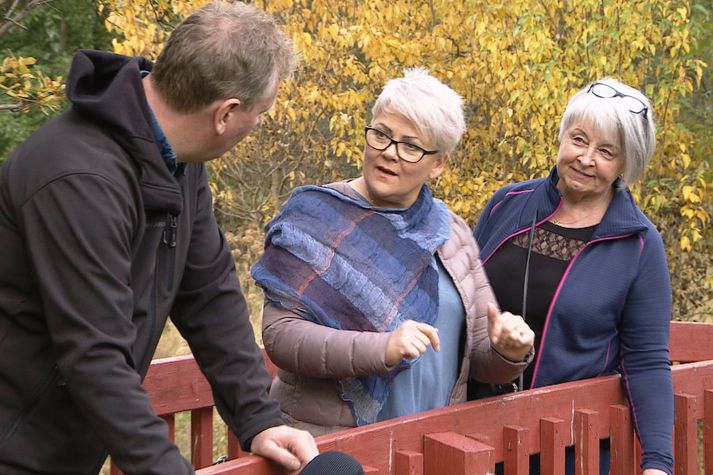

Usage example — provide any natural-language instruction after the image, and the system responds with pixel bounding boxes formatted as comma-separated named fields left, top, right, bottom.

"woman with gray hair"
left=252, top=68, right=535, bottom=435
left=474, top=78, right=672, bottom=475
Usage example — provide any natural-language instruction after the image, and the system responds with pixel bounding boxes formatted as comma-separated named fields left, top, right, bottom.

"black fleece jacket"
left=0, top=50, right=282, bottom=474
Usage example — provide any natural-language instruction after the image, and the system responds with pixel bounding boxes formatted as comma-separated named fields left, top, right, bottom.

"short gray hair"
left=152, top=1, right=296, bottom=113
left=559, top=77, right=656, bottom=185
left=371, top=67, right=465, bottom=155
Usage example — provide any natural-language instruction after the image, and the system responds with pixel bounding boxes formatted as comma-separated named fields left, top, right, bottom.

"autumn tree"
left=0, top=0, right=114, bottom=159
left=0, top=0, right=63, bottom=113
left=0, top=0, right=63, bottom=161
left=99, top=0, right=713, bottom=322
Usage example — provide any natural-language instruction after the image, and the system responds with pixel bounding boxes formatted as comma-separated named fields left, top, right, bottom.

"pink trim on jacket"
left=481, top=204, right=561, bottom=266
left=530, top=233, right=635, bottom=387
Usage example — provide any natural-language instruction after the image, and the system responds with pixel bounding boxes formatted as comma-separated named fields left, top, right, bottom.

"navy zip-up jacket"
left=474, top=168, right=673, bottom=474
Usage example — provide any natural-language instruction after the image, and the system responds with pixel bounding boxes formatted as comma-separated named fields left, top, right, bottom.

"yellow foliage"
left=102, top=0, right=711, bottom=323
left=0, top=56, right=64, bottom=113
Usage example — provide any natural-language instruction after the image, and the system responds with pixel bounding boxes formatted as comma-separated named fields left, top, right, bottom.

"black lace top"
left=483, top=221, right=597, bottom=388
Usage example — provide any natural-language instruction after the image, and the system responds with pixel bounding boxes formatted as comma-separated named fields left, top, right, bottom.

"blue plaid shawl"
left=251, top=183, right=450, bottom=425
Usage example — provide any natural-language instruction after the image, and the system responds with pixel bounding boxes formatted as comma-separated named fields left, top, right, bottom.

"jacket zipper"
left=529, top=232, right=635, bottom=388
left=138, top=213, right=176, bottom=375
left=162, top=213, right=177, bottom=290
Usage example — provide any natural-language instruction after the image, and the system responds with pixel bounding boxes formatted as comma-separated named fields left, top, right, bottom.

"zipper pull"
left=162, top=214, right=177, bottom=248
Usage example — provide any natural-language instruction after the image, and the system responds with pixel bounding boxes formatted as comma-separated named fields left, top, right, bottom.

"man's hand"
left=250, top=425, right=318, bottom=473
left=487, top=303, right=534, bottom=362
left=385, top=320, right=440, bottom=366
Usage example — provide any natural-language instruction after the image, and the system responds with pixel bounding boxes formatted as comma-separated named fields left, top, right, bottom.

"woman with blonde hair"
left=252, top=68, right=535, bottom=435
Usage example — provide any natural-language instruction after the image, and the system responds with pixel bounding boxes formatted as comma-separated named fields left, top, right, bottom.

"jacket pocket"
left=0, top=366, right=59, bottom=446
left=0, top=365, right=104, bottom=474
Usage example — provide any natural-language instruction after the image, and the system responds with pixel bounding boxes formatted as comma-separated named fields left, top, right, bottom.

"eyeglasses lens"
left=365, top=128, right=423, bottom=163
left=589, top=83, right=647, bottom=116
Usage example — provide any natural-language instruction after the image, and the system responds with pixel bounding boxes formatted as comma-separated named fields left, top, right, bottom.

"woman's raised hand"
left=385, top=320, right=440, bottom=366
left=487, top=303, right=534, bottom=362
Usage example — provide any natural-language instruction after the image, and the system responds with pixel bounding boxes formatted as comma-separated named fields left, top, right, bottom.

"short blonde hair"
left=372, top=67, right=466, bottom=155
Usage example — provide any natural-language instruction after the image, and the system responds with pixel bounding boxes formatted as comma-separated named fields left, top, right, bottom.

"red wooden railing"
left=110, top=321, right=713, bottom=474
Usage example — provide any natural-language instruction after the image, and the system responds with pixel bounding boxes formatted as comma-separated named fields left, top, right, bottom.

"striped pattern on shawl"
left=251, top=183, right=450, bottom=425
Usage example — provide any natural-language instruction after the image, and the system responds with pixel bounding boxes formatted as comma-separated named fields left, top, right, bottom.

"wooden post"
left=574, top=409, right=599, bottom=475
left=395, top=450, right=424, bottom=475
left=705, top=390, right=713, bottom=475
left=163, top=414, right=176, bottom=442
left=610, top=405, right=634, bottom=475
left=540, top=417, right=566, bottom=475
left=503, top=425, right=529, bottom=475
left=191, top=407, right=214, bottom=469
left=674, top=393, right=697, bottom=475
left=228, top=429, right=248, bottom=459
left=424, top=432, right=494, bottom=475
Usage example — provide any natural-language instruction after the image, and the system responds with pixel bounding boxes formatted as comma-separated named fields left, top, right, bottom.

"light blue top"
left=377, top=257, right=465, bottom=421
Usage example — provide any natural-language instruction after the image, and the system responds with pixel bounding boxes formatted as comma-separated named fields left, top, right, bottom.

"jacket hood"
left=65, top=50, right=183, bottom=215
left=66, top=50, right=154, bottom=141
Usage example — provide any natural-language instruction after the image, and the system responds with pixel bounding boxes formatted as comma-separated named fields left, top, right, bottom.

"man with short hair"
left=0, top=2, right=352, bottom=474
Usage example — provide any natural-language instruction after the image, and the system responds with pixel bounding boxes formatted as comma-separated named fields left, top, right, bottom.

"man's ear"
left=429, top=153, right=449, bottom=180
left=214, top=98, right=241, bottom=135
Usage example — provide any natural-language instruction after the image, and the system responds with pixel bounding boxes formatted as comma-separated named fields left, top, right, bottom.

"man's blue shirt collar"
left=141, top=70, right=184, bottom=177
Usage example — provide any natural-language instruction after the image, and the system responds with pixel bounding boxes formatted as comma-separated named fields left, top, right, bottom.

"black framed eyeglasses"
left=364, top=126, right=438, bottom=163
left=587, top=82, right=649, bottom=119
